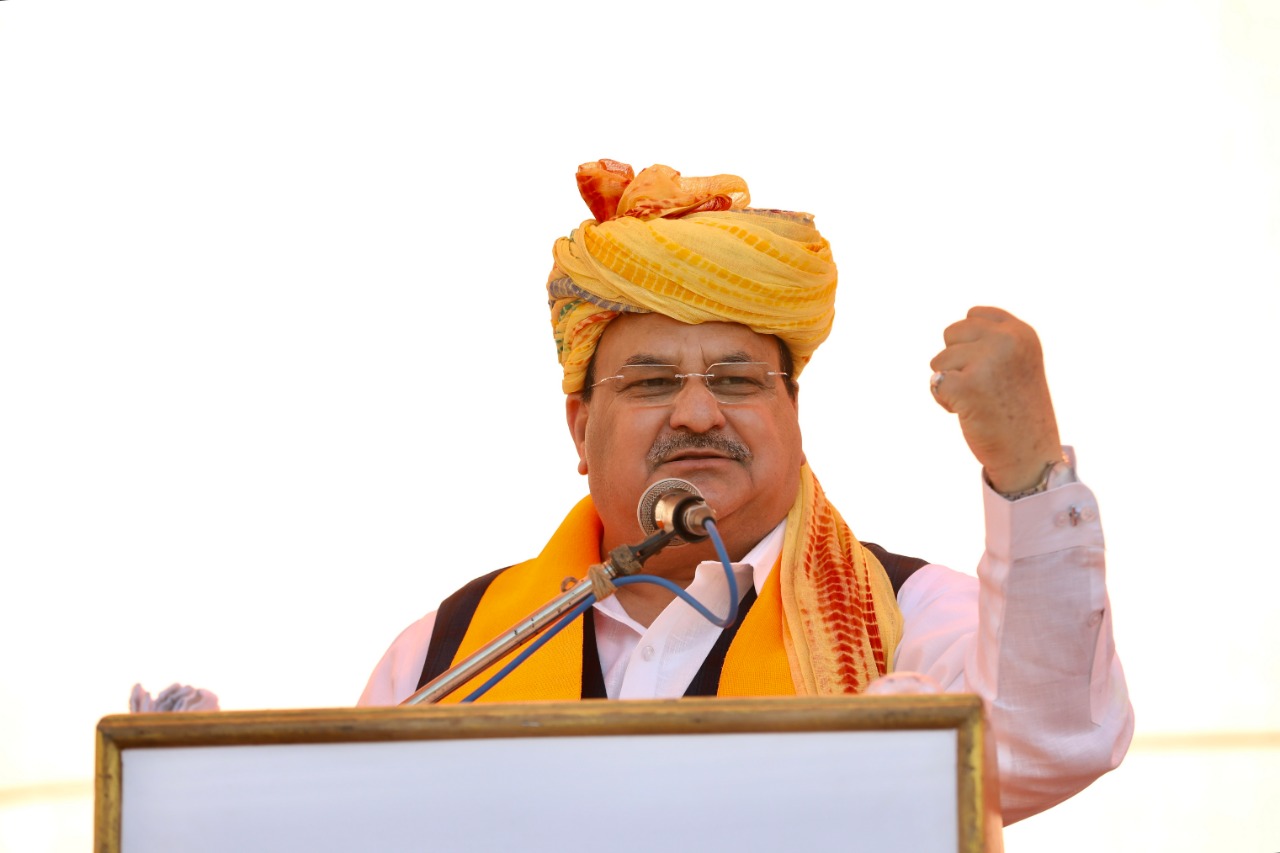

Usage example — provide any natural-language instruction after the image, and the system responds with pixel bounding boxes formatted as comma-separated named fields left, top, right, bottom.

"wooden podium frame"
left=96, top=694, right=1001, bottom=852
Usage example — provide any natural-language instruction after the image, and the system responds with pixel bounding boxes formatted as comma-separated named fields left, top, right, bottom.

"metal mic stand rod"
left=401, top=529, right=676, bottom=706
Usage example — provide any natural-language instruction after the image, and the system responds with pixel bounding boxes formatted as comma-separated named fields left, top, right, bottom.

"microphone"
left=636, top=478, right=716, bottom=544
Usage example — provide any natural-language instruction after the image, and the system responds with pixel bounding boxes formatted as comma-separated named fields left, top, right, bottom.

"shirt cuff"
left=982, top=448, right=1104, bottom=563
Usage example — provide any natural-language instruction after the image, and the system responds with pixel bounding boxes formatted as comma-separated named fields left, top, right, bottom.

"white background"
left=1, top=1, right=1277, bottom=850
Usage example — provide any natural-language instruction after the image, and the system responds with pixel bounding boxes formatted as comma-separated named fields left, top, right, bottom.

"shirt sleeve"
left=894, top=464, right=1134, bottom=825
left=357, top=611, right=438, bottom=707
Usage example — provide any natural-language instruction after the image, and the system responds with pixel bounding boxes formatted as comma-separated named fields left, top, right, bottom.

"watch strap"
left=988, top=454, right=1076, bottom=501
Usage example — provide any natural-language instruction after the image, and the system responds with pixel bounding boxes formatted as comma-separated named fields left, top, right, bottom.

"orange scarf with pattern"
left=437, top=466, right=901, bottom=702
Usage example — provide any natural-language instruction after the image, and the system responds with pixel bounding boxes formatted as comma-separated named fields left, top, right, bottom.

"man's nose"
left=667, top=375, right=727, bottom=433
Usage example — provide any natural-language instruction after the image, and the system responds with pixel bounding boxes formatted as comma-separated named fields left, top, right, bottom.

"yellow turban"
left=548, top=159, right=838, bottom=393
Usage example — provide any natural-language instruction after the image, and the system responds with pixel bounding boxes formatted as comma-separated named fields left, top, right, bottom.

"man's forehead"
left=597, top=315, right=779, bottom=365
left=620, top=349, right=757, bottom=367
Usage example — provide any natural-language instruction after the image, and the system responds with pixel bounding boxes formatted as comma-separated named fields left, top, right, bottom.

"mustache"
left=646, top=431, right=752, bottom=468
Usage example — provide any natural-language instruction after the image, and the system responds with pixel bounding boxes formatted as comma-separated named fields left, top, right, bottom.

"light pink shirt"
left=358, top=464, right=1133, bottom=824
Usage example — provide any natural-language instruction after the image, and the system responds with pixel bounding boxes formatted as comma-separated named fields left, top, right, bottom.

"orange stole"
left=437, top=496, right=796, bottom=703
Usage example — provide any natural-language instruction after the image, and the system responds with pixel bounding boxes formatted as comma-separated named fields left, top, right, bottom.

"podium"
left=96, top=695, right=1002, bottom=852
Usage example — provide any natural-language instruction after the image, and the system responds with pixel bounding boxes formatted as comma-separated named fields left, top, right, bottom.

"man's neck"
left=603, top=519, right=786, bottom=628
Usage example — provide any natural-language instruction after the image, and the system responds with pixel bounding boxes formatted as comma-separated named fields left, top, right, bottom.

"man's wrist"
left=985, top=454, right=1075, bottom=501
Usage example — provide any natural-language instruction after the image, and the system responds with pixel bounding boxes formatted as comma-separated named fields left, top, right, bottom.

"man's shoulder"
left=419, top=565, right=517, bottom=685
left=861, top=541, right=929, bottom=596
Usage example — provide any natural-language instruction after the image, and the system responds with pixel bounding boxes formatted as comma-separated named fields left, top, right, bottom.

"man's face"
left=566, top=313, right=804, bottom=561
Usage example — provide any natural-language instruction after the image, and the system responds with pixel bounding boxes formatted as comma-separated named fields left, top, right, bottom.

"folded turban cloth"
left=548, top=159, right=838, bottom=393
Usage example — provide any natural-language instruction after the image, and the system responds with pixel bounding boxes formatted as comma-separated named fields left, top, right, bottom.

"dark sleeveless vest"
left=417, top=542, right=926, bottom=698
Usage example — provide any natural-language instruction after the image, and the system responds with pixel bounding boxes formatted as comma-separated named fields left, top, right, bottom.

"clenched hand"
left=929, top=307, right=1063, bottom=494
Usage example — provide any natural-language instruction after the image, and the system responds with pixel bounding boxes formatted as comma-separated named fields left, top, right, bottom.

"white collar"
left=735, top=518, right=787, bottom=594
left=595, top=518, right=789, bottom=632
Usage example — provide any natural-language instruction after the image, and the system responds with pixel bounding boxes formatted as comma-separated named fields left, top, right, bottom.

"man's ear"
left=791, top=382, right=806, bottom=467
left=565, top=393, right=589, bottom=475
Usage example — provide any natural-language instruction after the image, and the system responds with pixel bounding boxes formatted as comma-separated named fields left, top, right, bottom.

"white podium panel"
left=96, top=696, right=1001, bottom=852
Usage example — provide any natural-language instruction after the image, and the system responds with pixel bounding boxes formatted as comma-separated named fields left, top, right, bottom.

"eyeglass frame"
left=588, top=361, right=789, bottom=406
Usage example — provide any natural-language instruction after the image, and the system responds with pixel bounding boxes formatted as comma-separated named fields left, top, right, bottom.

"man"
left=360, top=159, right=1133, bottom=823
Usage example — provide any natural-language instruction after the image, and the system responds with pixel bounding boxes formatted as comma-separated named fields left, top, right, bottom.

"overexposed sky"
left=1, top=1, right=1278, bottom=850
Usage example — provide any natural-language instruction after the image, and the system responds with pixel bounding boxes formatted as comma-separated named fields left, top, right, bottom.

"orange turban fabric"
left=548, top=160, right=838, bottom=393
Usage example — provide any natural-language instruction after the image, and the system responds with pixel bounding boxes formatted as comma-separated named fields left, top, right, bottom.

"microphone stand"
left=401, top=528, right=678, bottom=706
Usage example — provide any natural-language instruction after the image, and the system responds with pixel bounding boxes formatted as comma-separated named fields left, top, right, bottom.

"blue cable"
left=460, top=519, right=739, bottom=703
left=704, top=519, right=738, bottom=622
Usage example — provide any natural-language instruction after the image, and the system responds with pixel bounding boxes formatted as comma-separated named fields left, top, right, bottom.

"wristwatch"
left=989, top=454, right=1076, bottom=501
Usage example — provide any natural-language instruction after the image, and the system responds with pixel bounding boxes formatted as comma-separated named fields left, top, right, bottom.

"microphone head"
left=636, top=478, right=707, bottom=544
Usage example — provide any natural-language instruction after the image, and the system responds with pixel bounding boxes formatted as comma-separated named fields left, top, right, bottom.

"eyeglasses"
left=590, top=362, right=788, bottom=406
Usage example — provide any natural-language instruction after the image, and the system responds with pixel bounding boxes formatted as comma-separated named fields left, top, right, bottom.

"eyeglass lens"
left=597, top=363, right=783, bottom=405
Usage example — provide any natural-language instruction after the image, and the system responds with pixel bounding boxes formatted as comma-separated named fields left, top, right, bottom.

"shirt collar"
left=594, top=518, right=789, bottom=632
left=736, top=518, right=787, bottom=594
